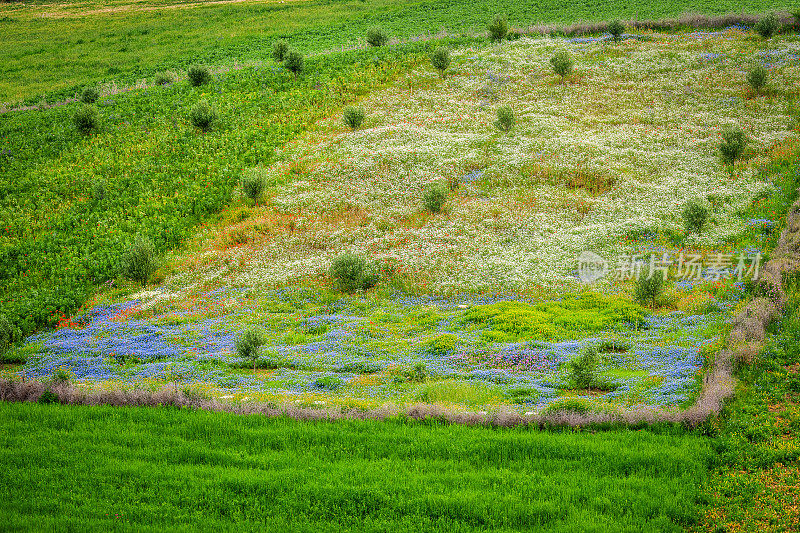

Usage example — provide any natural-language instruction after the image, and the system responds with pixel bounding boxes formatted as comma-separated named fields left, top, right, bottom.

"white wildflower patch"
left=214, top=31, right=796, bottom=294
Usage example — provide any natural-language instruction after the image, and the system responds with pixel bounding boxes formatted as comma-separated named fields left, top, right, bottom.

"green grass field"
left=0, top=402, right=711, bottom=531
left=0, top=0, right=789, bottom=104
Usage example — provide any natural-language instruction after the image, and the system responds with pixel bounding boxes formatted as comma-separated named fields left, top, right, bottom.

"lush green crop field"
left=0, top=402, right=711, bottom=531
left=0, top=0, right=789, bottom=104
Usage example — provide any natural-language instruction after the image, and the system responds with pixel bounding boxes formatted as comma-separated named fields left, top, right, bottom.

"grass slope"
left=0, top=0, right=790, bottom=104
left=0, top=402, right=711, bottom=531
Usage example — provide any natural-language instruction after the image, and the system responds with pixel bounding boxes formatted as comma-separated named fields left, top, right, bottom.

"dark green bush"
left=73, top=104, right=99, bottom=134
left=423, top=182, right=448, bottom=213
left=682, top=199, right=709, bottom=233
left=366, top=26, right=388, bottom=47
left=329, top=253, right=378, bottom=292
left=634, top=271, right=664, bottom=308
left=272, top=39, right=289, bottom=61
left=343, top=106, right=366, bottom=130
left=51, top=369, right=71, bottom=384
left=284, top=49, right=304, bottom=78
left=488, top=14, right=508, bottom=42
left=494, top=105, right=515, bottom=132
left=755, top=12, right=780, bottom=39
left=241, top=172, right=266, bottom=203
left=38, top=389, right=59, bottom=405
left=430, top=47, right=450, bottom=78
left=80, top=87, right=99, bottom=104
left=550, top=50, right=573, bottom=79
left=719, top=125, right=748, bottom=165
left=607, top=20, right=625, bottom=42
left=119, top=236, right=158, bottom=284
left=236, top=328, right=265, bottom=370
left=747, top=65, right=768, bottom=94
left=189, top=101, right=217, bottom=131
left=394, top=362, right=428, bottom=383
left=187, top=65, right=211, bottom=86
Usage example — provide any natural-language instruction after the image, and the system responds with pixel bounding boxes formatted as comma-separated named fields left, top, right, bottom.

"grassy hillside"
left=0, top=402, right=711, bottom=531
left=0, top=0, right=790, bottom=104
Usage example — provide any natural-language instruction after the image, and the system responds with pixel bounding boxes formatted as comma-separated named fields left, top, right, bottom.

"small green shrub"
left=755, top=12, right=780, bottom=39
left=494, top=105, right=515, bottom=132
left=423, top=182, right=448, bottom=213
left=155, top=71, right=174, bottom=85
left=719, top=125, right=748, bottom=164
left=38, top=389, right=59, bottom=405
left=329, top=253, right=378, bottom=293
left=607, top=19, right=625, bottom=42
left=189, top=101, right=217, bottom=131
left=567, top=346, right=618, bottom=391
left=747, top=65, right=768, bottom=94
left=488, top=14, right=508, bottom=42
left=430, top=47, right=450, bottom=78
left=682, top=199, right=710, bottom=233
left=366, top=26, right=388, bottom=47
left=506, top=30, right=522, bottom=41
left=272, top=39, right=289, bottom=61
left=550, top=50, right=573, bottom=79
left=284, top=49, right=304, bottom=78
left=119, top=236, right=158, bottom=284
left=187, top=65, right=211, bottom=86
left=314, top=376, right=344, bottom=391
left=236, top=328, right=265, bottom=370
left=241, top=172, right=266, bottom=203
left=343, top=106, right=366, bottom=130
left=73, top=104, right=99, bottom=134
left=417, top=381, right=494, bottom=406
left=634, top=271, right=665, bottom=308
left=80, top=87, right=99, bottom=104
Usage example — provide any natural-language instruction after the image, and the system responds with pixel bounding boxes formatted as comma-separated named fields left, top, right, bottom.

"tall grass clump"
left=241, top=173, right=266, bottom=203
left=430, top=47, right=450, bottom=78
left=423, top=182, right=448, bottom=213
left=236, top=328, right=265, bottom=371
left=189, top=101, right=217, bottom=131
left=550, top=51, right=573, bottom=80
left=494, top=105, right=515, bottom=132
left=755, top=12, right=780, bottom=39
left=719, top=125, right=748, bottom=164
left=119, top=237, right=158, bottom=285
left=154, top=71, right=174, bottom=85
left=80, top=87, right=99, bottom=104
left=607, top=19, right=625, bottom=42
left=747, top=65, right=768, bottom=95
left=272, top=39, right=289, bottom=61
left=187, top=65, right=211, bottom=86
left=343, top=106, right=365, bottom=130
left=634, top=271, right=665, bottom=308
left=682, top=199, right=709, bottom=233
left=329, top=254, right=378, bottom=293
left=285, top=49, right=304, bottom=78
left=366, top=26, right=388, bottom=47
left=73, top=104, right=98, bottom=134
left=488, top=15, right=508, bottom=42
